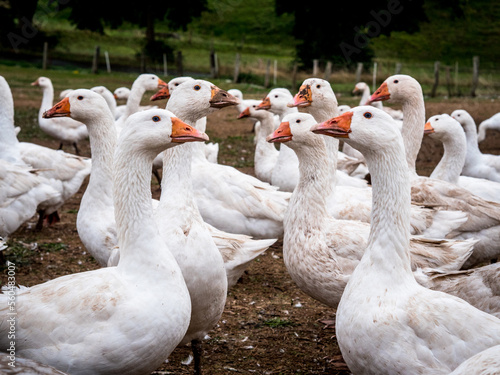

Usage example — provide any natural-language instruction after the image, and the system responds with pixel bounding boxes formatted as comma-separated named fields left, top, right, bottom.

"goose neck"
left=430, top=131, right=466, bottom=184
left=39, top=84, right=54, bottom=119
left=401, top=95, right=426, bottom=177
left=160, top=143, right=196, bottom=205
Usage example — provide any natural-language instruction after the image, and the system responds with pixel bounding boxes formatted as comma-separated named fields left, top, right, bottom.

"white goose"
left=0, top=160, right=60, bottom=238
left=237, top=100, right=279, bottom=183
left=267, top=112, right=482, bottom=311
left=289, top=78, right=468, bottom=239
left=424, top=114, right=500, bottom=203
left=112, top=86, right=129, bottom=119
left=311, top=106, right=500, bottom=375
left=0, top=75, right=91, bottom=231
left=113, top=74, right=166, bottom=135
left=152, top=80, right=291, bottom=239
left=478, top=112, right=500, bottom=143
left=451, top=109, right=500, bottom=182
left=31, top=76, right=88, bottom=155
left=370, top=74, right=500, bottom=268
left=0, top=109, right=199, bottom=375
left=158, top=79, right=229, bottom=374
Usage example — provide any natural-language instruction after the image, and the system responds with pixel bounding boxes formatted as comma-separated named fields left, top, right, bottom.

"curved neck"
left=359, top=86, right=370, bottom=106
left=462, top=119, right=482, bottom=158
left=39, top=84, right=54, bottom=119
left=0, top=82, right=20, bottom=162
left=430, top=131, right=466, bottom=184
left=160, top=143, right=196, bottom=206
left=286, top=138, right=332, bottom=228
left=361, top=140, right=413, bottom=278
left=400, top=93, right=426, bottom=178
left=255, top=113, right=279, bottom=157
left=124, top=82, right=146, bottom=118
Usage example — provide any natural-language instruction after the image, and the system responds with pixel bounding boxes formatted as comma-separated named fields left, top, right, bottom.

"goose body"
left=0, top=76, right=90, bottom=230
left=312, top=106, right=500, bottom=375
left=424, top=114, right=500, bottom=203
left=0, top=109, right=197, bottom=375
left=31, top=77, right=88, bottom=154
left=451, top=109, right=500, bottom=182
left=370, top=74, right=500, bottom=268
left=268, top=112, right=482, bottom=313
left=449, top=344, right=500, bottom=375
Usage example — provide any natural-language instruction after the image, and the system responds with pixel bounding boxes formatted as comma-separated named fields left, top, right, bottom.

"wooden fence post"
left=372, top=62, right=377, bottom=92
left=233, top=53, right=240, bottom=83
left=210, top=49, right=216, bottom=78
left=92, top=45, right=100, bottom=74
left=163, top=53, right=168, bottom=76
left=431, top=61, right=440, bottom=97
left=355, top=62, right=363, bottom=83
left=471, top=55, right=479, bottom=97
left=264, top=59, right=271, bottom=88
left=104, top=51, right=111, bottom=73
left=324, top=61, right=332, bottom=81
left=313, top=59, right=319, bottom=76
left=42, top=41, right=48, bottom=70
left=395, top=62, right=402, bottom=74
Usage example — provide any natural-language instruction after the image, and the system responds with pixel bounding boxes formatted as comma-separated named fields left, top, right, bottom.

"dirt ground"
left=2, top=95, right=500, bottom=375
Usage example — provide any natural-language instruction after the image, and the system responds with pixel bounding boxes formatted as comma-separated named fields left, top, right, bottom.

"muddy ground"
left=2, top=95, right=500, bottom=375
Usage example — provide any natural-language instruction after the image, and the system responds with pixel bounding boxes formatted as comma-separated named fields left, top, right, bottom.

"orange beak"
left=289, top=84, right=312, bottom=108
left=210, top=86, right=240, bottom=108
left=30, top=78, right=39, bottom=86
left=266, top=121, right=293, bottom=143
left=369, top=82, right=390, bottom=103
left=310, top=111, right=353, bottom=138
left=170, top=117, right=209, bottom=143
left=158, top=78, right=167, bottom=87
left=151, top=86, right=170, bottom=101
left=256, top=96, right=271, bottom=110
left=43, top=97, right=71, bottom=118
left=238, top=107, right=251, bottom=119
left=424, top=122, right=435, bottom=135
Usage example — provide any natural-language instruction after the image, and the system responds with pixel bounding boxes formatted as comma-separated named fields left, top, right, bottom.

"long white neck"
left=39, top=83, right=54, bottom=120
left=430, top=130, right=466, bottom=184
left=462, top=117, right=482, bottom=159
left=0, top=81, right=21, bottom=162
left=84, top=111, right=117, bottom=198
left=400, top=92, right=426, bottom=179
left=101, top=91, right=117, bottom=117
left=359, top=86, right=370, bottom=106
left=305, top=102, right=340, bottom=180
left=285, top=137, right=332, bottom=229
left=360, top=139, right=413, bottom=280
left=255, top=113, right=279, bottom=158
left=124, top=82, right=146, bottom=118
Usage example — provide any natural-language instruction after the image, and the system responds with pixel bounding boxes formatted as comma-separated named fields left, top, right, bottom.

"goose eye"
left=316, top=84, right=321, bottom=89
left=394, top=80, right=399, bottom=84
left=363, top=112, right=372, bottom=119
left=296, top=119, right=301, bottom=124
left=435, top=118, right=439, bottom=121
left=275, top=95, right=278, bottom=98
left=194, top=85, right=201, bottom=91
left=77, top=96, right=83, bottom=100
left=152, top=116, right=161, bottom=122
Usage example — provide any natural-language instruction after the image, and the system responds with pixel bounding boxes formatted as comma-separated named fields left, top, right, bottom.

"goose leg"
left=73, top=142, right=80, bottom=155
left=35, top=209, right=45, bottom=231
left=191, top=339, right=203, bottom=375
left=152, top=168, right=162, bottom=187
left=58, top=142, right=63, bottom=150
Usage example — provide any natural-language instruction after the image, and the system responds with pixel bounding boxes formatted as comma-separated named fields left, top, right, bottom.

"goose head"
left=43, top=89, right=113, bottom=123
left=338, top=105, right=351, bottom=114
left=352, top=82, right=368, bottom=95
left=114, top=87, right=130, bottom=100
left=256, top=88, right=294, bottom=116
left=288, top=78, right=338, bottom=110
left=166, top=79, right=239, bottom=123
left=132, top=73, right=167, bottom=93
left=451, top=109, right=477, bottom=135
left=424, top=114, right=462, bottom=141
left=150, top=76, right=194, bottom=101
left=91, top=86, right=112, bottom=97
left=369, top=74, right=422, bottom=105
left=31, top=76, right=52, bottom=88
left=310, top=106, right=402, bottom=157
left=119, top=108, right=209, bottom=157
left=237, top=99, right=269, bottom=121
left=267, top=112, right=322, bottom=150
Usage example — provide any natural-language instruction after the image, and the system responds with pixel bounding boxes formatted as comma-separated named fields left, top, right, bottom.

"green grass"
left=263, top=317, right=297, bottom=328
